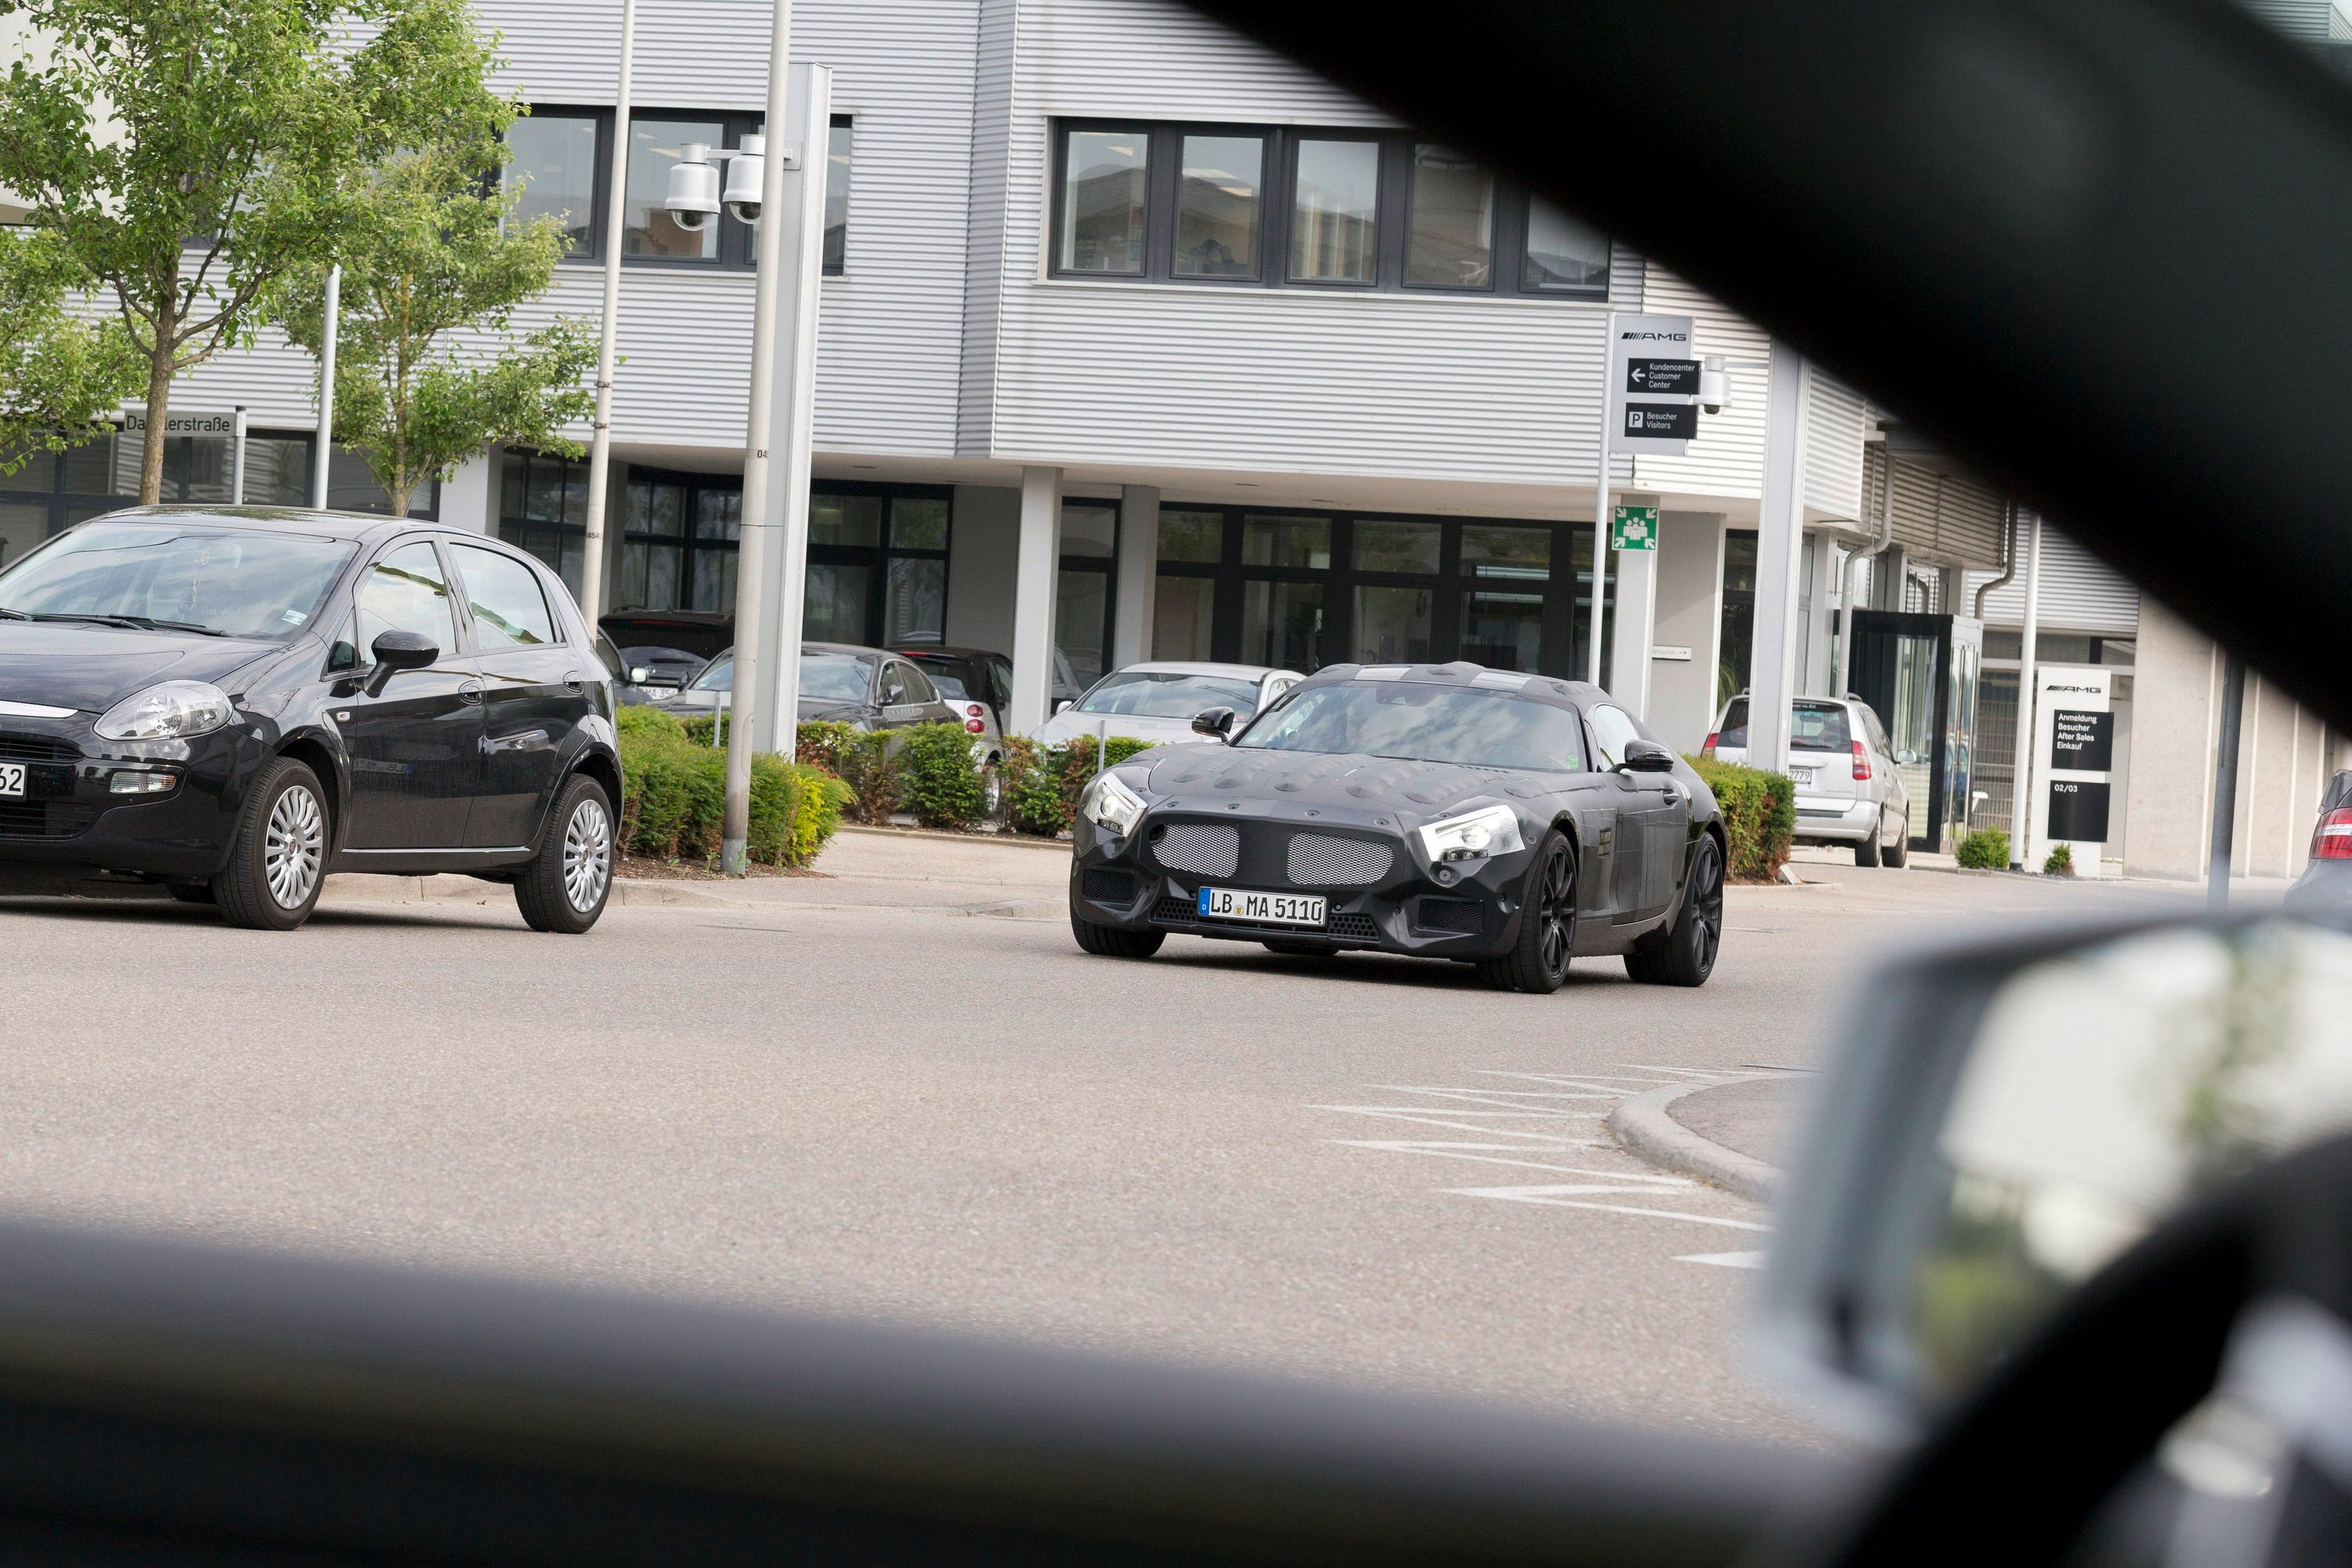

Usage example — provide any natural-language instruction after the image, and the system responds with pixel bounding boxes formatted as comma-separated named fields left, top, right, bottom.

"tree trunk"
left=385, top=474, right=417, bottom=519
left=137, top=329, right=173, bottom=506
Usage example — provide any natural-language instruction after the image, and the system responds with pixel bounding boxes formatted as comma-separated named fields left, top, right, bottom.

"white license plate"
left=1789, top=766, right=1816, bottom=786
left=0, top=763, right=22, bottom=797
left=1196, top=886, right=1327, bottom=927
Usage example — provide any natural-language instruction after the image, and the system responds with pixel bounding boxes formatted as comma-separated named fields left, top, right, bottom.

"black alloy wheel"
left=1477, top=829, right=1575, bottom=994
left=1627, top=834, right=1724, bottom=987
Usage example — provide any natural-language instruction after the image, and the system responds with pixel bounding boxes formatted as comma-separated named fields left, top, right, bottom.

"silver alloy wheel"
left=563, top=796, right=612, bottom=913
left=264, top=784, right=325, bottom=909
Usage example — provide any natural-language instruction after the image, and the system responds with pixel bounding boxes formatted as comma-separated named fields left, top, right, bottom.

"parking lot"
left=0, top=838, right=2236, bottom=1449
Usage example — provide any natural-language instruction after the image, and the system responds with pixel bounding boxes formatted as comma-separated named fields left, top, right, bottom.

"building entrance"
left=1851, top=610, right=1984, bottom=851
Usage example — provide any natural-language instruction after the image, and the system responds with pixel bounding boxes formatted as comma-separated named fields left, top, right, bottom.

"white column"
left=2008, top=510, right=2043, bottom=868
left=1606, top=496, right=1658, bottom=717
left=1112, top=483, right=1160, bottom=669
left=1008, top=466, right=1063, bottom=734
left=1745, top=343, right=1811, bottom=776
left=748, top=63, right=831, bottom=757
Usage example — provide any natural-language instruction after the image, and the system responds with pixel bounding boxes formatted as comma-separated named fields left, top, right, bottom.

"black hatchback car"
left=0, top=508, right=622, bottom=933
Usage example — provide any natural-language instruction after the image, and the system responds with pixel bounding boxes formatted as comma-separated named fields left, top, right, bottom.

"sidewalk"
left=1606, top=1075, right=1804, bottom=1203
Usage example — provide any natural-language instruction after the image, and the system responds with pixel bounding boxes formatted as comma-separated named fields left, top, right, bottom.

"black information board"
left=2047, top=779, right=2111, bottom=843
left=2049, top=709, right=2114, bottom=771
left=1622, top=402, right=1697, bottom=441
left=1626, top=358, right=1700, bottom=394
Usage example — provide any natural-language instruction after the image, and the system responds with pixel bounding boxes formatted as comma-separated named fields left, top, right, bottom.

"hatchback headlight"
left=94, top=681, right=237, bottom=741
left=1079, top=771, right=1148, bottom=837
left=1416, top=804, right=1523, bottom=866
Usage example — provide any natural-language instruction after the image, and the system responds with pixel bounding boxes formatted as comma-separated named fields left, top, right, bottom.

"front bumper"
left=1069, top=800, right=1532, bottom=959
left=0, top=714, right=254, bottom=885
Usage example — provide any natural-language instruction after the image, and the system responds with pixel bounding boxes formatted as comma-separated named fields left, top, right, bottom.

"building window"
left=1051, top=121, right=1606, bottom=298
left=1718, top=528, right=1759, bottom=708
left=499, top=449, right=590, bottom=597
left=504, top=111, right=600, bottom=253
left=624, top=117, right=725, bottom=261
left=824, top=116, right=852, bottom=274
left=807, top=484, right=953, bottom=647
left=1058, top=500, right=1119, bottom=688
left=617, top=466, right=739, bottom=613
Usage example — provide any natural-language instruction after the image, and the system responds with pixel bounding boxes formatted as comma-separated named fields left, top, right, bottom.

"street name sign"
left=121, top=408, right=238, bottom=437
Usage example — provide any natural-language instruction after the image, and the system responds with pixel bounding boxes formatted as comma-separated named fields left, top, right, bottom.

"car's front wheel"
left=212, top=757, right=328, bottom=931
left=1071, top=908, right=1164, bottom=958
left=1477, top=829, right=1575, bottom=993
left=1625, top=834, right=1723, bottom=987
left=514, top=775, right=615, bottom=934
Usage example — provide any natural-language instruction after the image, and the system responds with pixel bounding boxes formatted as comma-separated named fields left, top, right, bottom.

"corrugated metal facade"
left=1861, top=449, right=2005, bottom=568
left=1966, top=524, right=2142, bottom=637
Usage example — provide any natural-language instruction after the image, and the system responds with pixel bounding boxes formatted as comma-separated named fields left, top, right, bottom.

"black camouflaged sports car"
left=1065, top=661, right=1726, bottom=993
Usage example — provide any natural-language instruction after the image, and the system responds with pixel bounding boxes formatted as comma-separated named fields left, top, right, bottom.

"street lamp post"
left=577, top=0, right=641, bottom=631
left=666, top=0, right=794, bottom=874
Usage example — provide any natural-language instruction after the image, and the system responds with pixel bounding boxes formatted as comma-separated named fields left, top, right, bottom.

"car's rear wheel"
left=212, top=757, right=328, bottom=931
left=1854, top=818, right=1882, bottom=867
left=1261, top=940, right=1335, bottom=958
left=514, top=775, right=615, bottom=934
left=1884, top=813, right=1911, bottom=868
left=1476, top=829, right=1575, bottom=993
left=1626, top=833, right=1723, bottom=987
left=1071, top=908, right=1164, bottom=958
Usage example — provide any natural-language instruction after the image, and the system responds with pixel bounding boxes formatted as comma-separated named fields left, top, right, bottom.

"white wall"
left=1647, top=510, right=1727, bottom=752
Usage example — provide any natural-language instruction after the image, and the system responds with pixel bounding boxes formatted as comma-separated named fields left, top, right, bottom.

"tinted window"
left=1405, top=144, right=1493, bottom=288
left=1174, top=133, right=1262, bottom=278
left=1058, top=127, right=1148, bottom=274
left=1790, top=701, right=1853, bottom=753
left=354, top=541, right=456, bottom=655
left=911, top=660, right=971, bottom=700
left=1237, top=681, right=1584, bottom=772
left=452, top=544, right=557, bottom=650
left=625, top=118, right=724, bottom=260
left=0, top=522, right=354, bottom=639
left=505, top=112, right=597, bottom=253
left=1716, top=697, right=1749, bottom=748
left=1588, top=705, right=1641, bottom=769
left=691, top=654, right=732, bottom=691
left=1076, top=670, right=1259, bottom=719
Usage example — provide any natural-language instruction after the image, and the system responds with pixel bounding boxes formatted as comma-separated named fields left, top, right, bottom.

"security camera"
left=722, top=136, right=765, bottom=227
left=1698, top=354, right=1732, bottom=416
left=664, top=143, right=720, bottom=232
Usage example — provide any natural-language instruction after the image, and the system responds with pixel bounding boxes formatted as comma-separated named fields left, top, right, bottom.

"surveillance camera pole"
left=720, top=0, right=794, bottom=875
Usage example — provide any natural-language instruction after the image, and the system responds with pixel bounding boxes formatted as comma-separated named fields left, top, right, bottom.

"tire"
left=1854, top=820, right=1882, bottom=867
left=514, top=774, right=615, bottom=934
left=981, top=760, right=1006, bottom=825
left=1071, top=907, right=1165, bottom=958
left=166, top=883, right=216, bottom=906
left=1625, top=833, right=1724, bottom=987
left=211, top=757, right=328, bottom=931
left=1884, top=815, right=1911, bottom=868
left=1475, top=829, right=1576, bottom=993
left=1261, top=940, right=1335, bottom=958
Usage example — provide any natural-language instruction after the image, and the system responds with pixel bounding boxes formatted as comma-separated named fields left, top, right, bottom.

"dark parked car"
left=1068, top=660, right=1725, bottom=993
left=0, top=508, right=622, bottom=933
left=611, top=644, right=706, bottom=704
left=596, top=608, right=731, bottom=662
left=655, top=641, right=960, bottom=736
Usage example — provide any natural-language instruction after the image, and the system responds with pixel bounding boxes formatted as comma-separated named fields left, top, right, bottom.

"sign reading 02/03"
left=1608, top=312, right=1699, bottom=457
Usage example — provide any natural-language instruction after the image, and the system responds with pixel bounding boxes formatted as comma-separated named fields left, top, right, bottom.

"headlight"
left=93, top=681, right=237, bottom=741
left=1416, top=804, right=1524, bottom=866
left=1079, top=771, right=1147, bottom=837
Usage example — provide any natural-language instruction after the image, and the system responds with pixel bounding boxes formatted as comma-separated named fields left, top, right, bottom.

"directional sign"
left=1610, top=505, right=1658, bottom=552
left=1605, top=313, right=1698, bottom=456
left=1625, top=358, right=1700, bottom=395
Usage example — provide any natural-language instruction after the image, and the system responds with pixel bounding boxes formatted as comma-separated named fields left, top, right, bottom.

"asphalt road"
left=0, top=836, right=2238, bottom=1450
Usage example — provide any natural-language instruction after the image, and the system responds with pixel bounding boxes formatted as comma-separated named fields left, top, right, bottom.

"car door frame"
left=446, top=538, right=587, bottom=851
left=1584, top=702, right=1678, bottom=924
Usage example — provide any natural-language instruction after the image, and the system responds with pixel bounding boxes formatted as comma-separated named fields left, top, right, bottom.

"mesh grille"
left=1151, top=895, right=1196, bottom=924
left=0, top=800, right=94, bottom=839
left=1080, top=868, right=1139, bottom=902
left=1286, top=834, right=1392, bottom=887
left=1327, top=913, right=1379, bottom=941
left=1414, top=898, right=1485, bottom=935
left=0, top=733, right=78, bottom=764
left=1155, top=822, right=1239, bottom=878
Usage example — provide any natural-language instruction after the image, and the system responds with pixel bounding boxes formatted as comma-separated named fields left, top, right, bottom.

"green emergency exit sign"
left=1610, top=505, right=1658, bottom=552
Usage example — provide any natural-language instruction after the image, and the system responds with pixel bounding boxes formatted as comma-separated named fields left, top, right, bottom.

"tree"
left=0, top=0, right=509, bottom=503
left=0, top=226, right=140, bottom=472
left=276, top=47, right=596, bottom=518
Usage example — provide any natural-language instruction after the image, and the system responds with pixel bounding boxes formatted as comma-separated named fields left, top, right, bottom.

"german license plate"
left=0, top=763, right=21, bottom=797
left=1196, top=886, right=1326, bottom=927
left=1788, top=766, right=1816, bottom=786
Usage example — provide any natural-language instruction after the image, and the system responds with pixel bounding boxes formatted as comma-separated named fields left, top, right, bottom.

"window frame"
left=807, top=481, right=956, bottom=647
left=1047, top=119, right=1609, bottom=299
left=448, top=538, right=561, bottom=652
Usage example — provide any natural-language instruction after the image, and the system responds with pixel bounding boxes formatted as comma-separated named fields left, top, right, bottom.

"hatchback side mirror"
left=363, top=630, right=438, bottom=697
left=1619, top=739, right=1676, bottom=772
left=1192, top=706, right=1237, bottom=740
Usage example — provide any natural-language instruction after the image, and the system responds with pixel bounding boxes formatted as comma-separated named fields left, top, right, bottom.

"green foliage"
left=0, top=0, right=513, bottom=502
left=0, top=228, right=140, bottom=467
left=996, top=734, right=1160, bottom=838
left=1687, top=756, right=1797, bottom=882
left=613, top=710, right=845, bottom=869
left=897, top=722, right=987, bottom=829
left=274, top=7, right=594, bottom=517
left=2042, top=841, right=2075, bottom=877
left=1956, top=828, right=2010, bottom=870
left=795, top=720, right=899, bottom=824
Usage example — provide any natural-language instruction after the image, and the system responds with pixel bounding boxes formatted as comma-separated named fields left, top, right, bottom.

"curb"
left=1606, top=1080, right=1784, bottom=1204
left=838, top=824, right=1073, bottom=852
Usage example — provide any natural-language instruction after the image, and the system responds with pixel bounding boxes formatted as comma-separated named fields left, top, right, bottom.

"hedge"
left=1956, top=828, right=2009, bottom=870
left=615, top=706, right=850, bottom=868
left=997, top=733, right=1158, bottom=837
left=1687, top=756, right=1797, bottom=883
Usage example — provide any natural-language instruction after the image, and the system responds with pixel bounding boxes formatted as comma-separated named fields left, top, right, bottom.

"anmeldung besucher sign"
left=2050, top=710, right=2114, bottom=771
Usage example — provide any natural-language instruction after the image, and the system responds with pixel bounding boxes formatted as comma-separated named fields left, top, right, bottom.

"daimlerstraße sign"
left=1606, top=313, right=1698, bottom=457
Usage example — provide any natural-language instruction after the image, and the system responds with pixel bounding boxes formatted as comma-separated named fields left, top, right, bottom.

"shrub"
left=1686, top=757, right=1796, bottom=883
left=1056, top=735, right=1160, bottom=824
left=2043, top=841, right=2075, bottom=877
left=898, top=721, right=987, bottom=829
left=1956, top=828, right=2010, bottom=870
left=1000, top=735, right=1067, bottom=837
left=614, top=711, right=848, bottom=869
left=796, top=720, right=899, bottom=824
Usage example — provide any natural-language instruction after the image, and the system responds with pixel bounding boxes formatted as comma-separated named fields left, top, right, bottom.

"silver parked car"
left=1705, top=691, right=1911, bottom=866
left=1028, top=661, right=1303, bottom=747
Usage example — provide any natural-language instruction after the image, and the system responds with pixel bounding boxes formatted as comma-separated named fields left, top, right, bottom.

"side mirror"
left=1191, top=706, right=1237, bottom=740
left=1054, top=699, right=1073, bottom=716
left=1756, top=912, right=2352, bottom=1437
left=629, top=666, right=654, bottom=684
left=362, top=629, right=438, bottom=697
left=1619, top=739, right=1676, bottom=772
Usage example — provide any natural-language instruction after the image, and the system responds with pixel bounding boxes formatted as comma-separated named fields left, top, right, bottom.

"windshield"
left=1076, top=670, right=1258, bottom=718
left=0, top=521, right=354, bottom=638
left=691, top=654, right=732, bottom=691
left=1236, top=681, right=1584, bottom=771
left=1716, top=699, right=1849, bottom=753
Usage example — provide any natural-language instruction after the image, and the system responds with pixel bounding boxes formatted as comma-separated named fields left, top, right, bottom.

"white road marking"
left=1448, top=1184, right=1771, bottom=1232
left=1677, top=1250, right=1770, bottom=1269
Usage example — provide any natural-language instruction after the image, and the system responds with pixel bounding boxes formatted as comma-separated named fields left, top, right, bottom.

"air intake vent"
left=1287, top=833, right=1392, bottom=887
left=1080, top=868, right=1139, bottom=903
left=1154, top=822, right=1240, bottom=878
left=1414, top=898, right=1484, bottom=935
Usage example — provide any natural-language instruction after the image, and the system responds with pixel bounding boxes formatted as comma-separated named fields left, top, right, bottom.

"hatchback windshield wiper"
left=27, top=612, right=227, bottom=637
left=0, top=607, right=27, bottom=620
